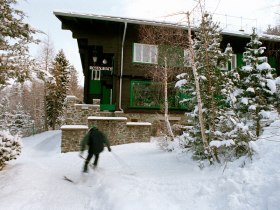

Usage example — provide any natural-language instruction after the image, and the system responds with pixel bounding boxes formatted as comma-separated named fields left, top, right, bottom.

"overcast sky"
left=17, top=0, right=280, bottom=84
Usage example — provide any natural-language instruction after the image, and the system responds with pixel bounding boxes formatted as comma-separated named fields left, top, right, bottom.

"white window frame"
left=133, top=43, right=158, bottom=64
left=219, top=54, right=237, bottom=70
left=219, top=61, right=228, bottom=70
left=230, top=54, right=237, bottom=70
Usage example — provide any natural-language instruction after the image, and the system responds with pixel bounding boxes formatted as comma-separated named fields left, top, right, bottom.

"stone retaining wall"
left=61, top=125, right=88, bottom=152
left=60, top=119, right=152, bottom=152
left=88, top=116, right=128, bottom=145
left=125, top=122, right=152, bottom=143
left=61, top=96, right=186, bottom=152
left=64, top=96, right=100, bottom=125
left=88, top=117, right=151, bottom=145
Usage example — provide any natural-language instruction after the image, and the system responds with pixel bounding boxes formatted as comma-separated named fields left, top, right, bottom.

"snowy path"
left=1, top=120, right=280, bottom=210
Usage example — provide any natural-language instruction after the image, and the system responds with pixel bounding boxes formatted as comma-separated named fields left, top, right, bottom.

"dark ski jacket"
left=80, top=127, right=110, bottom=154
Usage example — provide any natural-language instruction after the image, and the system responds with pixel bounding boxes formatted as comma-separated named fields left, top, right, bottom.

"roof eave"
left=53, top=11, right=280, bottom=42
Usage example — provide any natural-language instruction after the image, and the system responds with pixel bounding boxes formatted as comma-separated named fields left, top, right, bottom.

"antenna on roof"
left=239, top=17, right=244, bottom=32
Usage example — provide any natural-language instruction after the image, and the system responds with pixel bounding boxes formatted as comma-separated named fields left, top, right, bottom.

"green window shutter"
left=268, top=56, right=276, bottom=68
left=236, top=53, right=243, bottom=68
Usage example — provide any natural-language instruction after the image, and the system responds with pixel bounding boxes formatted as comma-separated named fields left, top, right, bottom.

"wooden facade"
left=54, top=11, right=280, bottom=114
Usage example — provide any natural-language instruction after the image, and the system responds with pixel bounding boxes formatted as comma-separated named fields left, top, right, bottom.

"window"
left=133, top=43, right=158, bottom=64
left=219, top=54, right=237, bottom=70
left=219, top=60, right=228, bottom=70
left=130, top=80, right=187, bottom=109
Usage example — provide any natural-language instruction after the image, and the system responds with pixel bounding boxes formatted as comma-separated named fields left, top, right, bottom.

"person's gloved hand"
left=79, top=152, right=84, bottom=158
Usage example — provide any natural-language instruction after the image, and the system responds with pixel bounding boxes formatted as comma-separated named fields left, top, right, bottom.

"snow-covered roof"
left=54, top=10, right=185, bottom=29
left=54, top=11, right=280, bottom=42
left=222, top=29, right=280, bottom=41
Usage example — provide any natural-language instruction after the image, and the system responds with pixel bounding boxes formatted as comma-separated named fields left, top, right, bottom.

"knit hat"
left=89, top=125, right=97, bottom=130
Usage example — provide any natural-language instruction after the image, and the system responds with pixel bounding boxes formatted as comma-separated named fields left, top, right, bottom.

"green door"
left=100, top=85, right=116, bottom=111
left=89, top=80, right=101, bottom=94
left=102, top=86, right=111, bottom=104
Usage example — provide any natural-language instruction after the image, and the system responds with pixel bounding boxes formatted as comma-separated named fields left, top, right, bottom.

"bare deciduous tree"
left=36, top=35, right=55, bottom=131
left=67, top=65, right=84, bottom=101
left=138, top=24, right=189, bottom=138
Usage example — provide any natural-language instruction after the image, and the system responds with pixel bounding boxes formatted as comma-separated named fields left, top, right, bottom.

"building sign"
left=89, top=66, right=113, bottom=71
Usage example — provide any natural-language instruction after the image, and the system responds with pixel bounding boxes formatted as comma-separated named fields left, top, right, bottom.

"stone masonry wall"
left=61, top=125, right=88, bottom=152
left=61, top=96, right=187, bottom=152
left=65, top=96, right=100, bottom=125
left=125, top=123, right=152, bottom=143
left=87, top=117, right=152, bottom=145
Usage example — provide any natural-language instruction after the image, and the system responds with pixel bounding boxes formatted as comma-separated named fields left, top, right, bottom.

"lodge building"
left=54, top=11, right=280, bottom=114
left=55, top=11, right=280, bottom=151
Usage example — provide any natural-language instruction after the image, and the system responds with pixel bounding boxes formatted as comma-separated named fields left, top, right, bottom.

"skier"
left=80, top=125, right=111, bottom=173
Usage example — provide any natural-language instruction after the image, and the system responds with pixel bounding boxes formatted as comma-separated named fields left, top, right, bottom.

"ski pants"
left=85, top=152, right=100, bottom=167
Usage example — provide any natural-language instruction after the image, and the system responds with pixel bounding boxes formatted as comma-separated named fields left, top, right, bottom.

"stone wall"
left=61, top=125, right=88, bottom=152
left=86, top=111, right=186, bottom=136
left=88, top=117, right=152, bottom=145
left=88, top=116, right=128, bottom=145
left=125, top=122, right=152, bottom=143
left=61, top=96, right=187, bottom=152
left=60, top=118, right=152, bottom=152
left=64, top=96, right=100, bottom=125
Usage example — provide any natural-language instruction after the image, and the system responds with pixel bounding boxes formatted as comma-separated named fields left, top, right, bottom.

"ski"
left=63, top=176, right=76, bottom=183
left=63, top=174, right=89, bottom=184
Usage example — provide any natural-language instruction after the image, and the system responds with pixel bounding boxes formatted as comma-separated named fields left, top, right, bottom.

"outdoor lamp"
left=93, top=56, right=97, bottom=63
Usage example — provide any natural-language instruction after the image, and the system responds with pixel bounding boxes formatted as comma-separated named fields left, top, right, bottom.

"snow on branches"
left=0, top=130, right=22, bottom=170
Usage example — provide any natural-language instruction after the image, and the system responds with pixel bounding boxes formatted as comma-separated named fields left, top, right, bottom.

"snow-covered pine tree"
left=0, top=130, right=21, bottom=170
left=46, top=50, right=70, bottom=129
left=0, top=0, right=37, bottom=88
left=176, top=13, right=255, bottom=163
left=237, top=28, right=276, bottom=136
left=0, top=92, right=22, bottom=170
left=67, top=65, right=83, bottom=100
left=9, top=103, right=33, bottom=137
left=275, top=77, right=280, bottom=114
left=209, top=44, right=257, bottom=160
left=0, top=96, right=12, bottom=131
left=178, top=13, right=228, bottom=162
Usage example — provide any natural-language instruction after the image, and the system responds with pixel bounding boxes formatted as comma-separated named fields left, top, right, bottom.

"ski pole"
left=111, top=152, right=136, bottom=175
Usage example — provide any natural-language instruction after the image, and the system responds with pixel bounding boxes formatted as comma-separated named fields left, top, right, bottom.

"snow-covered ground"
left=1, top=115, right=280, bottom=210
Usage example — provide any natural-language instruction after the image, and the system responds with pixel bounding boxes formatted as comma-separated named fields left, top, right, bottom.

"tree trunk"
left=164, top=57, right=175, bottom=139
left=200, top=14, right=216, bottom=134
left=43, top=84, right=48, bottom=131
left=256, top=107, right=260, bottom=137
left=186, top=13, right=215, bottom=163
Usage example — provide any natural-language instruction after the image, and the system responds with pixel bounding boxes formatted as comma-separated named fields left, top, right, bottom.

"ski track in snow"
left=0, top=119, right=280, bottom=210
